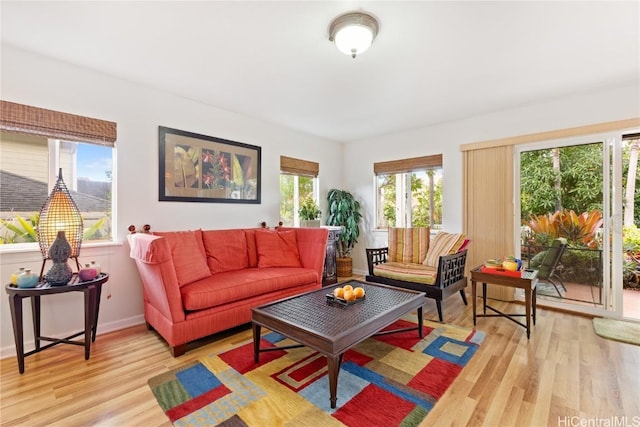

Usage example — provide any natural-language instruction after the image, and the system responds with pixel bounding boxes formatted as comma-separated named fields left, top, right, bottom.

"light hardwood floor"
left=2, top=282, right=639, bottom=427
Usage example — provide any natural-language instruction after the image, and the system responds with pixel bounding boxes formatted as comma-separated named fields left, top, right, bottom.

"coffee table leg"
left=327, top=354, right=343, bottom=409
left=252, top=323, right=261, bottom=363
left=417, top=306, right=423, bottom=338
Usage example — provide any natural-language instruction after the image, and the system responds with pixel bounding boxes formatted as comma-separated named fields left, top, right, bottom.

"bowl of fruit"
left=327, top=284, right=366, bottom=306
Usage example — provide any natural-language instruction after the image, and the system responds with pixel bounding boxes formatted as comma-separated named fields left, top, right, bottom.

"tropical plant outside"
left=0, top=213, right=109, bottom=244
left=521, top=140, right=639, bottom=290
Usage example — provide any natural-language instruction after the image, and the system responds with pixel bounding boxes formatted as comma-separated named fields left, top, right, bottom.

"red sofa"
left=128, top=227, right=328, bottom=356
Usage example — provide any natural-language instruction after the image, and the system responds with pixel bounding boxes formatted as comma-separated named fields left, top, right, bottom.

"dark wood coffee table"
left=251, top=280, right=424, bottom=408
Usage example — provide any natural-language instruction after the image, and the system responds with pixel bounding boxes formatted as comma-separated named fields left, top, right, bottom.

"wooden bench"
left=364, top=228, right=469, bottom=321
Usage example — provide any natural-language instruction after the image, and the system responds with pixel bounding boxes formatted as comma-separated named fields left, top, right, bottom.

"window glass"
left=376, top=168, right=442, bottom=229
left=0, top=131, right=113, bottom=245
left=279, top=174, right=317, bottom=226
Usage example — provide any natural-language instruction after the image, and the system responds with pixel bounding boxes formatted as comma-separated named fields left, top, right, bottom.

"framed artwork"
left=159, top=126, right=261, bottom=203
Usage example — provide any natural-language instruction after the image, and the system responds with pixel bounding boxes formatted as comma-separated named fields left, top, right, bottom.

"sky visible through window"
left=77, top=144, right=112, bottom=182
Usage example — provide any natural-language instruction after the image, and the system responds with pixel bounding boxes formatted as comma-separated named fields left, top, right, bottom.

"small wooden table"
left=252, top=280, right=424, bottom=409
left=5, top=273, right=109, bottom=373
left=470, top=266, right=538, bottom=339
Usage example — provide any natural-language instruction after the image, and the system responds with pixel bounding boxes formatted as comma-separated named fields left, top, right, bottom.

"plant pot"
left=337, top=257, right=352, bottom=277
left=300, top=220, right=321, bottom=227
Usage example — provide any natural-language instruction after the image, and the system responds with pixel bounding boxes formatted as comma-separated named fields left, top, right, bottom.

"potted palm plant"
left=299, top=196, right=321, bottom=227
left=326, top=189, right=362, bottom=276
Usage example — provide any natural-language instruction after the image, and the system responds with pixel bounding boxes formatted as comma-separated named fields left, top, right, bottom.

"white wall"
left=0, top=45, right=344, bottom=358
left=345, top=84, right=640, bottom=274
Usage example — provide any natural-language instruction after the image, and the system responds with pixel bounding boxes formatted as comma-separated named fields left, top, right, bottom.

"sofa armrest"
left=279, top=227, right=328, bottom=285
left=436, top=249, right=467, bottom=288
left=127, top=233, right=186, bottom=322
left=366, top=247, right=389, bottom=275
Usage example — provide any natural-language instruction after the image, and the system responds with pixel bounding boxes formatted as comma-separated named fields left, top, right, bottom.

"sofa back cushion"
left=202, top=229, right=250, bottom=274
left=244, top=229, right=259, bottom=268
left=422, top=231, right=466, bottom=268
left=388, top=227, right=430, bottom=264
left=255, top=229, right=302, bottom=268
left=153, top=229, right=211, bottom=287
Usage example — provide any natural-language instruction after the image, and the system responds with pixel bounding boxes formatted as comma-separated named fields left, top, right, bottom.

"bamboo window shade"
left=280, top=156, right=319, bottom=177
left=0, top=100, right=117, bottom=146
left=374, top=154, right=442, bottom=175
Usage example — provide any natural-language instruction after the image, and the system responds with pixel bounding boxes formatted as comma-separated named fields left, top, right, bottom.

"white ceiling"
left=1, top=1, right=638, bottom=142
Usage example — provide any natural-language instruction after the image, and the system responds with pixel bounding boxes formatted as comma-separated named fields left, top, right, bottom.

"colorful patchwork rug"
left=148, top=318, right=485, bottom=427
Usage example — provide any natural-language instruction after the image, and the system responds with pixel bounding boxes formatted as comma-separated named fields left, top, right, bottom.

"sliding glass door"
left=516, top=132, right=630, bottom=317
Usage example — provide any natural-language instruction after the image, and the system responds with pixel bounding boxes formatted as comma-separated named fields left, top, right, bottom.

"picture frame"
left=159, top=126, right=261, bottom=204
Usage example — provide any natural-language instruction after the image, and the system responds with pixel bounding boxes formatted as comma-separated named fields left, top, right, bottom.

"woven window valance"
left=374, top=154, right=442, bottom=175
left=280, top=155, right=319, bottom=177
left=0, top=100, right=117, bottom=146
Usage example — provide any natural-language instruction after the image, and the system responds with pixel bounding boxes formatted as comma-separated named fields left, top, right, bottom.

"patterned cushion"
left=202, top=229, right=249, bottom=274
left=422, top=232, right=466, bottom=268
left=255, top=229, right=302, bottom=268
left=373, top=262, right=437, bottom=285
left=153, top=229, right=211, bottom=287
left=387, top=227, right=430, bottom=264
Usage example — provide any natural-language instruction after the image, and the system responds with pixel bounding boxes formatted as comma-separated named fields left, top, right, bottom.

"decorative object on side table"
left=79, top=263, right=98, bottom=281
left=16, top=268, right=38, bottom=288
left=37, top=168, right=83, bottom=284
left=44, top=230, right=73, bottom=285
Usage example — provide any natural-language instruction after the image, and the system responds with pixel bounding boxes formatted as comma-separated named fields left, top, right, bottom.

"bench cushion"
left=423, top=232, right=466, bottom=268
left=388, top=227, right=430, bottom=264
left=373, top=261, right=437, bottom=285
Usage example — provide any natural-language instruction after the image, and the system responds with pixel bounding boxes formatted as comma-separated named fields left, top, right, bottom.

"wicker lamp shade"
left=37, top=169, right=83, bottom=260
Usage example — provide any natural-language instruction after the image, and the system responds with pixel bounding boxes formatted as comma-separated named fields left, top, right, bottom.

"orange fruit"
left=333, top=287, right=344, bottom=298
left=342, top=284, right=353, bottom=293
left=353, top=287, right=365, bottom=299
left=343, top=290, right=355, bottom=301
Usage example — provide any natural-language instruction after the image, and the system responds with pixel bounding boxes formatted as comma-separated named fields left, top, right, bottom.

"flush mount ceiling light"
left=329, top=11, right=379, bottom=59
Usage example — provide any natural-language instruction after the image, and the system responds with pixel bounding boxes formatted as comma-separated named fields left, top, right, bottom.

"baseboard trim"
left=0, top=314, right=146, bottom=360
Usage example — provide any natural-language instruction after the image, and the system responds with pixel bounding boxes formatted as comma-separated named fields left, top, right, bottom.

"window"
left=0, top=101, right=116, bottom=247
left=374, top=155, right=443, bottom=229
left=279, top=156, right=319, bottom=226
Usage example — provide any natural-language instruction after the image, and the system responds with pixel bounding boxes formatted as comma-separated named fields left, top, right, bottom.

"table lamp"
left=37, top=168, right=83, bottom=284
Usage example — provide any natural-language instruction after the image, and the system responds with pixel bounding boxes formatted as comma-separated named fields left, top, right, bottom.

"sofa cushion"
left=245, top=229, right=259, bottom=268
left=373, top=262, right=437, bottom=285
left=255, top=229, right=302, bottom=268
left=153, top=229, right=211, bottom=287
left=388, top=227, right=430, bottom=264
left=181, top=267, right=318, bottom=310
left=423, top=232, right=466, bottom=268
left=202, top=229, right=249, bottom=274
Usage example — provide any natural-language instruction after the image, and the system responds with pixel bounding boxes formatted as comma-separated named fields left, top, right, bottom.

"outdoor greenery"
left=521, top=140, right=639, bottom=290
left=520, top=143, right=604, bottom=217
left=326, top=189, right=362, bottom=258
left=0, top=213, right=108, bottom=244
left=279, top=174, right=314, bottom=226
left=378, top=171, right=442, bottom=228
